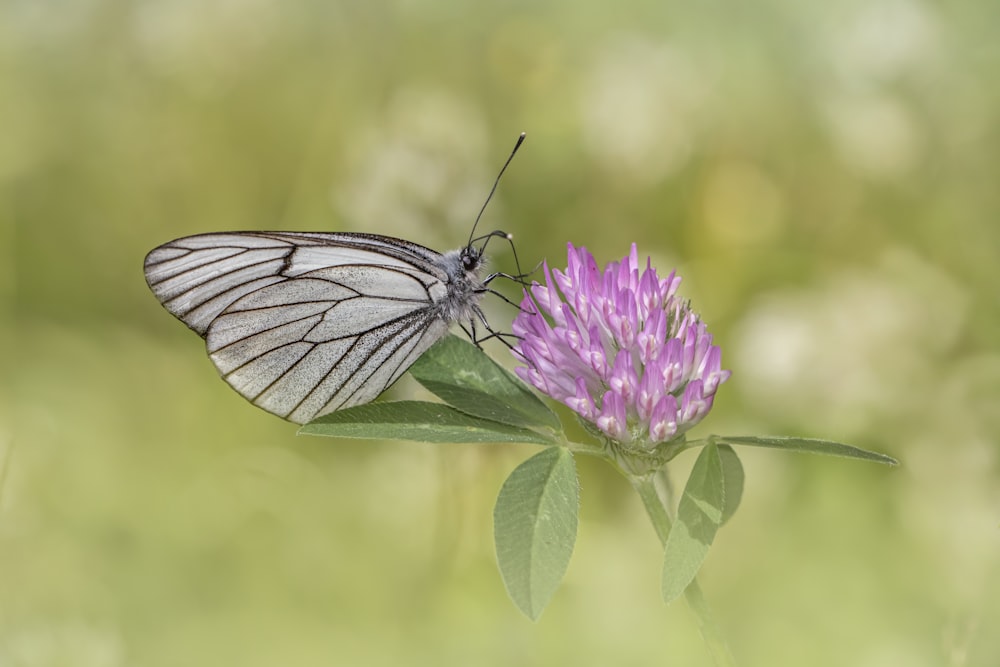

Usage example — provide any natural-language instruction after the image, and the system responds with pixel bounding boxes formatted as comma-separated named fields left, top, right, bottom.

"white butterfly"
left=145, top=135, right=525, bottom=424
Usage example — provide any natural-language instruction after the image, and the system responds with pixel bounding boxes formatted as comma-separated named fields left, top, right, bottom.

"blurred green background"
left=4, top=0, right=999, bottom=665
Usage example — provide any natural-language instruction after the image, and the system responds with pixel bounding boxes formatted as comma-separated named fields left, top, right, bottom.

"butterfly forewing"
left=144, top=231, right=482, bottom=424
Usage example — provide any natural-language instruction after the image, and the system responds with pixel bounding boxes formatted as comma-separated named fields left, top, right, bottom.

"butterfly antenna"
left=467, top=132, right=526, bottom=248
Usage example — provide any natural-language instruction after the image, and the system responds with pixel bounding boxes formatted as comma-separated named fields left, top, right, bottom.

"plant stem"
left=631, top=474, right=737, bottom=667
left=632, top=473, right=672, bottom=544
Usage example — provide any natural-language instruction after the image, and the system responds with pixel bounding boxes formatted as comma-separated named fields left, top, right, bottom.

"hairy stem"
left=631, top=474, right=737, bottom=667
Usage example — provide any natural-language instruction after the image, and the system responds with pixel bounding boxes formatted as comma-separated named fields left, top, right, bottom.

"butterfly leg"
left=467, top=304, right=520, bottom=351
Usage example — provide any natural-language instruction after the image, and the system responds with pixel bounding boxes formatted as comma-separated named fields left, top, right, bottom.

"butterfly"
left=144, top=134, right=525, bottom=424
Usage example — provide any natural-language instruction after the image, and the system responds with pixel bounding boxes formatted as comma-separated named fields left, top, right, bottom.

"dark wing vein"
left=161, top=255, right=289, bottom=306
left=337, top=310, right=447, bottom=407
left=288, top=309, right=442, bottom=422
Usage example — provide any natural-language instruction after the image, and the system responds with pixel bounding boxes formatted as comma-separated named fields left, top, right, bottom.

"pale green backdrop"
left=4, top=0, right=999, bottom=665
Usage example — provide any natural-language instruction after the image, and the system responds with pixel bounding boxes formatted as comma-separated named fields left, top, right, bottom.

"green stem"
left=631, top=474, right=737, bottom=667
left=632, top=473, right=672, bottom=544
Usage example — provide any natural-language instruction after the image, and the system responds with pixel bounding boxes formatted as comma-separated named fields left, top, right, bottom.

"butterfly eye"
left=462, top=247, right=481, bottom=271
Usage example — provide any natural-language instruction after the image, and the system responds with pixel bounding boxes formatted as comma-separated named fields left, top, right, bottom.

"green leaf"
left=713, top=435, right=898, bottom=465
left=494, top=447, right=579, bottom=620
left=300, top=401, right=556, bottom=445
left=718, top=445, right=744, bottom=526
left=662, top=442, right=725, bottom=604
left=409, top=334, right=561, bottom=431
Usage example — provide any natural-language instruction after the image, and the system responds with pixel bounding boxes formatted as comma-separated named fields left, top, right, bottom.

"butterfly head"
left=461, top=242, right=484, bottom=272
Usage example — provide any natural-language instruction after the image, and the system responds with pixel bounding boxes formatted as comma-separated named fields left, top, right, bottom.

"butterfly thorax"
left=434, top=245, right=487, bottom=324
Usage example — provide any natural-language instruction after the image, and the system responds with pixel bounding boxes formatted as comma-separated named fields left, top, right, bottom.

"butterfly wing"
left=144, top=232, right=453, bottom=423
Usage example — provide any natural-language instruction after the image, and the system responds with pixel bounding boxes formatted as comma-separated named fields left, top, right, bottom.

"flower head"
left=512, top=243, right=730, bottom=448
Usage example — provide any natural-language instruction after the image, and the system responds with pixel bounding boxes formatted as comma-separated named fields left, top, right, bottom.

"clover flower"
left=512, top=243, right=730, bottom=448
